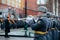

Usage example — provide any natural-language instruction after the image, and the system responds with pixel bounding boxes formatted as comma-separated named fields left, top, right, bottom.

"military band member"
left=31, top=6, right=51, bottom=40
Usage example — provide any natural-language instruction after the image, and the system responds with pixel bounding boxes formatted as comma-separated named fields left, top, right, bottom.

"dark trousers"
left=51, top=29, right=59, bottom=40
left=5, top=30, right=9, bottom=37
left=34, top=34, right=46, bottom=40
left=5, top=32, right=9, bottom=37
left=46, top=30, right=52, bottom=40
left=59, top=30, right=60, bottom=40
left=54, top=29, right=59, bottom=40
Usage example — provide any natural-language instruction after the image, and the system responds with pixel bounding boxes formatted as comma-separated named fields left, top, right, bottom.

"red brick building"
left=26, top=0, right=47, bottom=16
left=1, top=0, right=59, bottom=16
left=26, top=0, right=38, bottom=15
left=46, top=0, right=60, bottom=16
left=0, top=0, right=24, bottom=17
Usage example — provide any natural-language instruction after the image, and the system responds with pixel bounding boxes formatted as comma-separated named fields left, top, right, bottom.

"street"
left=0, top=36, right=34, bottom=40
left=0, top=27, right=34, bottom=40
left=0, top=27, right=34, bottom=37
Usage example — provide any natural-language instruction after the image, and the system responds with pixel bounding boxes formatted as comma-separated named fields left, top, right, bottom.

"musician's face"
left=8, top=17, right=10, bottom=20
left=37, top=12, right=45, bottom=18
left=58, top=18, right=60, bottom=21
left=38, top=12, right=44, bottom=15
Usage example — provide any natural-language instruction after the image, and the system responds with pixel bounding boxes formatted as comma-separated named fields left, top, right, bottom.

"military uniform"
left=50, top=16, right=59, bottom=40
left=46, top=12, right=55, bottom=40
left=58, top=20, right=60, bottom=40
left=31, top=17, right=53, bottom=40
left=31, top=6, right=52, bottom=40
left=55, top=17, right=60, bottom=40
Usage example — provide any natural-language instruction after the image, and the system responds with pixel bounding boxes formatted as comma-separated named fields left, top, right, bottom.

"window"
left=37, top=0, right=47, bottom=5
left=7, top=0, right=11, bottom=5
left=16, top=3, right=19, bottom=8
left=19, top=4, right=21, bottom=8
left=2, top=0, right=24, bottom=9
left=19, top=0, right=21, bottom=3
left=2, top=0, right=6, bottom=4
left=12, top=1, right=15, bottom=7
left=16, top=0, right=19, bottom=2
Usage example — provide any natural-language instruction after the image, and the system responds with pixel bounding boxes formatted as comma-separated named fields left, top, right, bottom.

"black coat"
left=4, top=19, right=10, bottom=33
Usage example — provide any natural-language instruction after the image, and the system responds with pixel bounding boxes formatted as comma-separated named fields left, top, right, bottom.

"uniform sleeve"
left=30, top=20, right=42, bottom=30
left=57, top=21, right=60, bottom=30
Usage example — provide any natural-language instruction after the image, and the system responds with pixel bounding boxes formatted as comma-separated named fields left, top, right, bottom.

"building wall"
left=1, top=0, right=56, bottom=16
left=58, top=0, right=60, bottom=16
left=0, top=0, right=24, bottom=16
left=0, top=4, right=8, bottom=9
left=0, top=4, right=23, bottom=14
left=26, top=0, right=48, bottom=16
left=46, top=0, right=53, bottom=12
left=27, top=9, right=38, bottom=15
left=26, top=0, right=39, bottom=16
left=0, top=0, right=49, bottom=16
left=27, top=0, right=37, bottom=10
left=46, top=0, right=60, bottom=16
left=0, top=0, right=2, bottom=4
